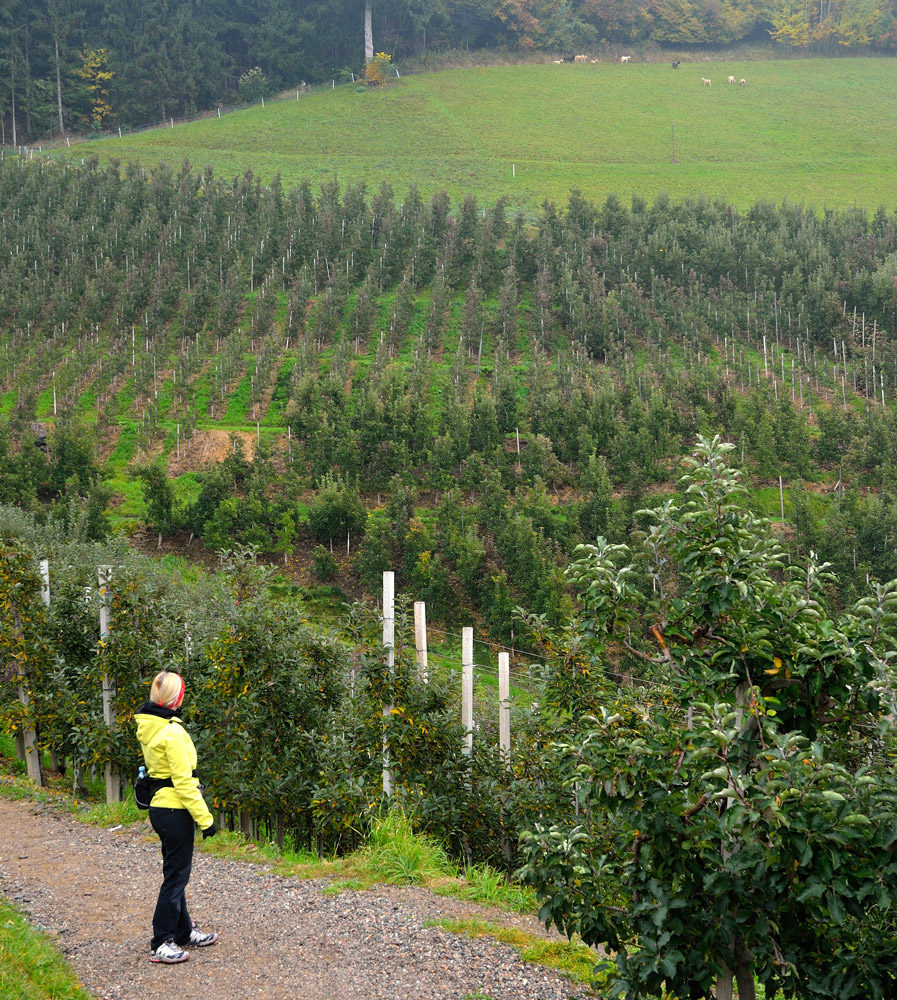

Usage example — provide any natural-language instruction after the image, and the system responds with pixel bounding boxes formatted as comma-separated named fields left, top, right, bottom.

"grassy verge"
left=199, top=811, right=535, bottom=910
left=0, top=898, right=92, bottom=1000
left=426, top=916, right=603, bottom=989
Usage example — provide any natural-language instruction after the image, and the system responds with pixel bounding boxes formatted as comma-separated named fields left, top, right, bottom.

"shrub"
left=364, top=52, right=391, bottom=88
left=311, top=544, right=338, bottom=581
left=239, top=67, right=268, bottom=103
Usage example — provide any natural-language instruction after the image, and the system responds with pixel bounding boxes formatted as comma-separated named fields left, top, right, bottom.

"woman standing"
left=135, top=671, right=219, bottom=964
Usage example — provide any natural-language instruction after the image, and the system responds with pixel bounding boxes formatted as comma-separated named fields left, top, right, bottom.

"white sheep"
left=728, top=75, right=736, bottom=84
left=620, top=55, right=631, bottom=63
left=701, top=77, right=711, bottom=86
left=739, top=78, right=746, bottom=86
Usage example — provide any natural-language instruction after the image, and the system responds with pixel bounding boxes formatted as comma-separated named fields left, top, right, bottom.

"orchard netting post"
left=382, top=570, right=394, bottom=797
left=462, top=627, right=474, bottom=758
left=40, top=558, right=63, bottom=775
left=99, top=565, right=120, bottom=803
left=16, top=558, right=43, bottom=786
left=413, top=601, right=428, bottom=683
left=498, top=651, right=510, bottom=759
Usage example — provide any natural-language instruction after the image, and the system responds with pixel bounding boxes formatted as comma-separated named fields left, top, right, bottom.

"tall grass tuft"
left=355, top=810, right=456, bottom=884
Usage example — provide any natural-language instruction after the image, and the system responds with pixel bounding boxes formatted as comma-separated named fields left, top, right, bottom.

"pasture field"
left=70, top=59, right=897, bottom=211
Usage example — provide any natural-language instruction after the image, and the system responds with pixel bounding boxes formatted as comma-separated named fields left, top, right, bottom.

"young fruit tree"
left=519, top=436, right=897, bottom=1000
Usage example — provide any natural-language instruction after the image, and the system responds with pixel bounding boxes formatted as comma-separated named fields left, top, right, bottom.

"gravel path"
left=0, top=796, right=593, bottom=1000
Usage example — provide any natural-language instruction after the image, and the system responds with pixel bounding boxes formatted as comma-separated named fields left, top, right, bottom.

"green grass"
left=35, top=388, right=54, bottom=420
left=0, top=898, right=92, bottom=1000
left=104, top=476, right=145, bottom=533
left=171, top=472, right=203, bottom=509
left=78, top=798, right=143, bottom=828
left=105, top=422, right=138, bottom=473
left=434, top=862, right=538, bottom=912
left=425, top=916, right=603, bottom=988
left=199, top=810, right=536, bottom=912
left=223, top=373, right=252, bottom=424
left=68, top=59, right=897, bottom=212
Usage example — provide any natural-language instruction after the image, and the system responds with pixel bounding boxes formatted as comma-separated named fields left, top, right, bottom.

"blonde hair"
left=150, top=671, right=185, bottom=708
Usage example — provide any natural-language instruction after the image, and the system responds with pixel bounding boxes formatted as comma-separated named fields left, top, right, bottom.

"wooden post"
left=382, top=571, right=394, bottom=796
left=462, top=627, right=474, bottom=757
left=17, top=681, right=43, bottom=786
left=99, top=566, right=120, bottom=803
left=413, top=602, right=428, bottom=683
left=779, top=476, right=785, bottom=526
left=498, top=651, right=510, bottom=759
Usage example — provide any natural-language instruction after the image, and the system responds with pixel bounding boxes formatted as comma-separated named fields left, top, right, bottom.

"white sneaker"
left=188, top=925, right=218, bottom=947
left=150, top=939, right=190, bottom=964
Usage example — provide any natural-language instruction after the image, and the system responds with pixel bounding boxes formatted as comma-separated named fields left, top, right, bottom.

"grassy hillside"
left=68, top=59, right=897, bottom=211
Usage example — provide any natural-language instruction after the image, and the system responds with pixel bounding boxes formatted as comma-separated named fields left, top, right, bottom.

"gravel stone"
left=0, top=796, right=593, bottom=999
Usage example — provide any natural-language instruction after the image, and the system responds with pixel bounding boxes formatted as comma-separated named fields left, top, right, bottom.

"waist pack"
left=134, top=770, right=198, bottom=810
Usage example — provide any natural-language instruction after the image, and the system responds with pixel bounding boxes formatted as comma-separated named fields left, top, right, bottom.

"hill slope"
left=70, top=59, right=897, bottom=211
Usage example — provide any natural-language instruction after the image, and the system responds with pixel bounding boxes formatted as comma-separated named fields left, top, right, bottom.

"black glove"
left=202, top=822, right=218, bottom=839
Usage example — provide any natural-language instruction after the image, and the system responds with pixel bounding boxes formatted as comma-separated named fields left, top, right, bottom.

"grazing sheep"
left=701, top=77, right=711, bottom=86
left=728, top=75, right=736, bottom=84
left=574, top=54, right=587, bottom=63
left=739, top=78, right=746, bottom=86
left=672, top=60, right=680, bottom=69
left=620, top=55, right=631, bottom=63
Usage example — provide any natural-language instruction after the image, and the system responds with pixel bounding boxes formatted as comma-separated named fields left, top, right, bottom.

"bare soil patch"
left=167, top=429, right=258, bottom=475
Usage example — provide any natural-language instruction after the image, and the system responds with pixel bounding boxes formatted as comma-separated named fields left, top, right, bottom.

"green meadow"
left=72, top=59, right=897, bottom=211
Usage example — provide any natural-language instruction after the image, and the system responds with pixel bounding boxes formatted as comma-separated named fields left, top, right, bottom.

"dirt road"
left=0, top=796, right=590, bottom=1000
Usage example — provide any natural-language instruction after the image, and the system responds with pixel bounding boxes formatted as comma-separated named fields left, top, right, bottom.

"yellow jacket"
left=135, top=703, right=214, bottom=831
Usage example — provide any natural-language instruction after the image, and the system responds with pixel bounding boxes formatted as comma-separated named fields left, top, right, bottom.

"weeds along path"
left=0, top=796, right=590, bottom=1000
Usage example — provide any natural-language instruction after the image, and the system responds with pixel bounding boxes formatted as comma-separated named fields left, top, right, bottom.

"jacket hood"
left=135, top=701, right=182, bottom=746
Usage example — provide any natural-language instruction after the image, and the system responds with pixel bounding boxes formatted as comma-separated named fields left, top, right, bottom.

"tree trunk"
left=24, top=31, right=32, bottom=139
left=716, top=934, right=755, bottom=1000
left=734, top=934, right=757, bottom=1000
left=11, top=61, right=17, bottom=148
left=364, top=0, right=374, bottom=62
left=55, top=38, right=65, bottom=135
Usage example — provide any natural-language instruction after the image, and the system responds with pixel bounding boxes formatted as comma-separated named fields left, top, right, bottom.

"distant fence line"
left=8, top=72, right=390, bottom=158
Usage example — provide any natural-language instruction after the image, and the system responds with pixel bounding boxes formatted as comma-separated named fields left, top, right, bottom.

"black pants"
left=149, top=806, right=195, bottom=949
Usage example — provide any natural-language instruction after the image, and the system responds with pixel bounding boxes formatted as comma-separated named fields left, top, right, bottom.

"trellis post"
left=462, top=627, right=474, bottom=757
left=99, top=566, right=120, bottom=803
left=13, top=558, right=46, bottom=785
left=382, top=571, right=394, bottom=796
left=498, top=651, right=511, bottom=759
left=413, top=601, right=428, bottom=682
left=39, top=559, right=50, bottom=608
left=40, top=558, right=64, bottom=774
